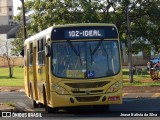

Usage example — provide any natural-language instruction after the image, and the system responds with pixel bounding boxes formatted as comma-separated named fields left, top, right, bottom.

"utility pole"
left=126, top=3, right=133, bottom=83
left=19, top=0, right=27, bottom=57
left=20, top=0, right=27, bottom=41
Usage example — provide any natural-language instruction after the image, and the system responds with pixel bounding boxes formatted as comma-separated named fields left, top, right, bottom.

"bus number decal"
left=69, top=31, right=79, bottom=37
left=66, top=30, right=104, bottom=38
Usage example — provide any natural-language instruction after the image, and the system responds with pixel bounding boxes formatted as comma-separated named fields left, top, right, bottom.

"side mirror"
left=45, top=44, right=51, bottom=57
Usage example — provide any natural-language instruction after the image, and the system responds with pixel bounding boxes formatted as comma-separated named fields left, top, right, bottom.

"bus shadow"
left=55, top=106, right=111, bottom=115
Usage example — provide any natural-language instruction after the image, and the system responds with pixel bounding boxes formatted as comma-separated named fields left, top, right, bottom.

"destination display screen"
left=51, top=26, right=118, bottom=40
left=65, top=30, right=104, bottom=38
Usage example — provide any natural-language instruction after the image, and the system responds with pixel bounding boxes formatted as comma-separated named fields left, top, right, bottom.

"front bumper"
left=49, top=89, right=122, bottom=108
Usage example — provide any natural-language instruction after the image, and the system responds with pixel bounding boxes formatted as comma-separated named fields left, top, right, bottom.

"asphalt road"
left=0, top=91, right=160, bottom=119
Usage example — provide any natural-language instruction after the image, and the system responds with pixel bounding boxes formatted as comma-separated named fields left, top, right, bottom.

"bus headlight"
left=106, top=81, right=122, bottom=93
left=52, top=84, right=69, bottom=95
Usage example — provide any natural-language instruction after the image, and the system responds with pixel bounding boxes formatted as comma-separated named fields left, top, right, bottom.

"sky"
left=13, top=0, right=22, bottom=16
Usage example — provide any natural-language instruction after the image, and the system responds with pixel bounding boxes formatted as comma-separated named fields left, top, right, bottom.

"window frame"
left=51, top=40, right=121, bottom=79
left=37, top=38, right=45, bottom=65
left=9, top=7, right=12, bottom=11
left=8, top=15, right=13, bottom=20
left=29, top=43, right=33, bottom=66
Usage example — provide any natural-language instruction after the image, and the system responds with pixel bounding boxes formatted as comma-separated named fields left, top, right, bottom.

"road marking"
left=17, top=102, right=34, bottom=112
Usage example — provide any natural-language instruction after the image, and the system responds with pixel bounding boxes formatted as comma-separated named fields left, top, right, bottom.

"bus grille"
left=75, top=96, right=100, bottom=102
left=65, top=81, right=110, bottom=88
left=72, top=90, right=103, bottom=94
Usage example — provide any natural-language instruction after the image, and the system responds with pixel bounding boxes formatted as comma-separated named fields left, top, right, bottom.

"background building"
left=0, top=0, right=23, bottom=67
left=0, top=0, right=14, bottom=25
left=0, top=24, right=23, bottom=67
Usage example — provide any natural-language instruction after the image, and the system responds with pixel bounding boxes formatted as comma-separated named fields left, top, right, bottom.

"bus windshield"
left=51, top=40, right=120, bottom=79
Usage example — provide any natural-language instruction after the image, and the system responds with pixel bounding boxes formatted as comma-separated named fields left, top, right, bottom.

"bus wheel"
left=30, top=86, right=39, bottom=108
left=43, top=88, right=57, bottom=113
left=93, top=105, right=109, bottom=112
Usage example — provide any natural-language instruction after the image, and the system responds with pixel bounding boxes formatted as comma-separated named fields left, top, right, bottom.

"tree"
left=14, top=0, right=159, bottom=48
left=11, top=28, right=24, bottom=56
left=0, top=40, right=14, bottom=77
left=14, top=0, right=160, bottom=56
left=12, top=0, right=160, bottom=83
left=129, top=0, right=160, bottom=54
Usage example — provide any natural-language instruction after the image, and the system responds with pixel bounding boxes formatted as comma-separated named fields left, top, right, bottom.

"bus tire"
left=43, top=87, right=57, bottom=113
left=30, top=85, right=39, bottom=108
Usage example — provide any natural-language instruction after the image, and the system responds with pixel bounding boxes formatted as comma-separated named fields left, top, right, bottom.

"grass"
left=123, top=81, right=160, bottom=86
left=123, top=68, right=160, bottom=86
left=4, top=102, right=15, bottom=107
left=0, top=67, right=24, bottom=87
left=0, top=67, right=160, bottom=87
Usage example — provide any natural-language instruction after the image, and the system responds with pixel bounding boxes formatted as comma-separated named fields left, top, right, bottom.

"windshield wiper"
left=89, top=40, right=103, bottom=64
left=102, top=43, right=109, bottom=71
left=77, top=45, right=82, bottom=65
left=89, top=45, right=93, bottom=64
left=67, top=40, right=82, bottom=65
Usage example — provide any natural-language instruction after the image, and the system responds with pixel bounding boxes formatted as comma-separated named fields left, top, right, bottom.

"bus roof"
left=24, top=23, right=117, bottom=44
left=24, top=26, right=53, bottom=45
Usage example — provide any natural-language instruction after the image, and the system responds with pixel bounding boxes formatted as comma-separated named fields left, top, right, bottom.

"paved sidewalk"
left=123, top=93, right=160, bottom=98
left=0, top=87, right=24, bottom=92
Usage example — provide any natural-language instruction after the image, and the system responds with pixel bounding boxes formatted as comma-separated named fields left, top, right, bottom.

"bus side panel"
left=45, top=56, right=51, bottom=104
left=29, top=67, right=33, bottom=92
left=33, top=47, right=38, bottom=100
left=36, top=53, right=51, bottom=105
left=24, top=49, right=30, bottom=96
left=37, top=65, right=46, bottom=104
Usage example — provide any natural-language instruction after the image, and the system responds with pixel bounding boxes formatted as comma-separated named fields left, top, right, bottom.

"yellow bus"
left=24, top=23, right=123, bottom=113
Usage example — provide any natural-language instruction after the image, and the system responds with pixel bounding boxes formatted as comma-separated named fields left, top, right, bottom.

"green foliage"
left=11, top=28, right=24, bottom=56
left=13, top=0, right=160, bottom=54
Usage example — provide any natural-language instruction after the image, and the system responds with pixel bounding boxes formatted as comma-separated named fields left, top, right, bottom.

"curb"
left=123, top=93, right=160, bottom=98
left=1, top=89, right=160, bottom=98
left=0, top=89, right=24, bottom=92
left=0, top=103, right=16, bottom=112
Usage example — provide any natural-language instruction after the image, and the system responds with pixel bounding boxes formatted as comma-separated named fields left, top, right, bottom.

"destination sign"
left=51, top=26, right=118, bottom=40
left=65, top=30, right=104, bottom=38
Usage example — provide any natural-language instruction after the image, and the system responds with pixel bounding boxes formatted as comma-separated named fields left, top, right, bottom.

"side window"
left=38, top=38, right=45, bottom=65
left=29, top=43, right=33, bottom=66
